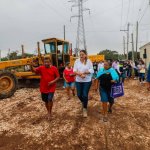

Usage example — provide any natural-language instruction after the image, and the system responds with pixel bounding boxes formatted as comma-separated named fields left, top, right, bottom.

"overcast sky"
left=0, top=0, right=150, bottom=57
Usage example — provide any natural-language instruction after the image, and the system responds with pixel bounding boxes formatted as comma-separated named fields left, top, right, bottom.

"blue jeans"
left=139, top=73, right=145, bottom=82
left=65, top=82, right=75, bottom=88
left=76, top=81, right=92, bottom=109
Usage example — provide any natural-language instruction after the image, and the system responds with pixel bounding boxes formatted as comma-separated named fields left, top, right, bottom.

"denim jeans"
left=76, top=81, right=92, bottom=109
left=139, top=73, right=145, bottom=82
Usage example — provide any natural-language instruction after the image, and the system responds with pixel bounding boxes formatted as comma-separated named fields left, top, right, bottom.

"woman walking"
left=137, top=60, right=146, bottom=84
left=73, top=50, right=94, bottom=118
left=63, top=62, right=75, bottom=100
left=96, top=60, right=119, bottom=122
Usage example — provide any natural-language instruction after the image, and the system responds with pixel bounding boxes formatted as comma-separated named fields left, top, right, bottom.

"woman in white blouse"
left=73, top=50, right=94, bottom=117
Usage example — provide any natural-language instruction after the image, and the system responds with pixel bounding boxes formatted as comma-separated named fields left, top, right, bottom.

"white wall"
left=140, top=44, right=150, bottom=68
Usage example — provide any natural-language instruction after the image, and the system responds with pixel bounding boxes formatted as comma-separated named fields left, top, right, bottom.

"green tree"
left=98, top=49, right=124, bottom=60
left=8, top=51, right=18, bottom=60
left=1, top=57, right=8, bottom=61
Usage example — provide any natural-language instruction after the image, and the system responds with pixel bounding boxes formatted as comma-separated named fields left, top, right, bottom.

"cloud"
left=0, top=0, right=150, bottom=58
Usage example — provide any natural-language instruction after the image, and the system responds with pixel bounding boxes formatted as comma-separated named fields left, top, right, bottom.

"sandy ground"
left=0, top=80, right=150, bottom=150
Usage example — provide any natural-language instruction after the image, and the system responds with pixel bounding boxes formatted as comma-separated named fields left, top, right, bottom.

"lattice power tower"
left=69, top=0, right=90, bottom=56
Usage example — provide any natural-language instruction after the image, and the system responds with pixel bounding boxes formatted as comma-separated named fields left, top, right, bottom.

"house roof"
left=139, top=42, right=150, bottom=49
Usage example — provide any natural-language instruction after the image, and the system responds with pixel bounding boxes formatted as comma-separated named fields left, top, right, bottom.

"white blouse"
left=73, top=59, right=94, bottom=82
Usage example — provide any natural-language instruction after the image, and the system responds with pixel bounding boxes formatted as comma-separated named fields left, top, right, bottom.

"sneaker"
left=83, top=108, right=88, bottom=118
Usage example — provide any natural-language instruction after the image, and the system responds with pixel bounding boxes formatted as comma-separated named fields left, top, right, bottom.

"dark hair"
left=105, top=60, right=112, bottom=67
left=44, top=57, right=51, bottom=62
left=80, top=50, right=87, bottom=55
left=65, top=62, right=70, bottom=66
left=80, top=50, right=88, bottom=65
left=140, top=59, right=145, bottom=65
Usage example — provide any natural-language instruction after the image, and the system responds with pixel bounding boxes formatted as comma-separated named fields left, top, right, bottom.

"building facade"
left=140, top=42, right=150, bottom=68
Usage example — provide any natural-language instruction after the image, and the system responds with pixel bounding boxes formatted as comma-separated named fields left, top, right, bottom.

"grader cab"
left=0, top=38, right=70, bottom=99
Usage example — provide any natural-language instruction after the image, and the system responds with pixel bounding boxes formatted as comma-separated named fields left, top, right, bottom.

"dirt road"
left=0, top=80, right=150, bottom=150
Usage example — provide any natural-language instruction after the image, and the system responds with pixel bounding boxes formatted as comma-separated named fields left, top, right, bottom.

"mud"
left=0, top=80, right=150, bottom=150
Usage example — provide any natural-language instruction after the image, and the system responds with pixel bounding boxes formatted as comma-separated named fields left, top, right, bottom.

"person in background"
left=31, top=58, right=60, bottom=120
left=126, top=60, right=132, bottom=78
left=73, top=50, right=94, bottom=118
left=147, top=63, right=150, bottom=91
left=93, top=61, right=98, bottom=75
left=98, top=61, right=104, bottom=72
left=119, top=61, right=126, bottom=83
left=137, top=60, right=146, bottom=84
left=112, top=60, right=121, bottom=75
left=63, top=62, right=76, bottom=100
left=96, top=60, right=119, bottom=122
left=134, top=60, right=139, bottom=79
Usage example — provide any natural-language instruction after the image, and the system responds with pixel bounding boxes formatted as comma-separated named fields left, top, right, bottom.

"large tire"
left=0, top=72, right=18, bottom=99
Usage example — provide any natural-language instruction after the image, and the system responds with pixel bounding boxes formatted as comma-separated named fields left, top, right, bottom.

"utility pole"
left=131, top=33, right=135, bottom=62
left=127, top=23, right=130, bottom=60
left=135, top=21, right=138, bottom=60
left=0, top=50, right=1, bottom=61
left=120, top=23, right=130, bottom=60
left=21, top=45, right=25, bottom=58
left=64, top=25, right=66, bottom=40
left=8, top=49, right=10, bottom=60
left=123, top=36, right=126, bottom=59
left=69, top=0, right=90, bottom=56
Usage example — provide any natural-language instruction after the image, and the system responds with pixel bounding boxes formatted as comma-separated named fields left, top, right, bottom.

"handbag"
left=110, top=82, right=124, bottom=98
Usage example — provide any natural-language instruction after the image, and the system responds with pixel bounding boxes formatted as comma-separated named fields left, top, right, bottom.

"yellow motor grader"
left=0, top=38, right=70, bottom=99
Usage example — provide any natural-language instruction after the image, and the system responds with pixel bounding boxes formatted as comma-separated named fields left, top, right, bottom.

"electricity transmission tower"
left=69, top=0, right=90, bottom=56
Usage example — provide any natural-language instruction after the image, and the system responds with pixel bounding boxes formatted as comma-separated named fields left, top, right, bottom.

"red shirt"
left=35, top=66, right=60, bottom=93
left=63, top=68, right=75, bottom=82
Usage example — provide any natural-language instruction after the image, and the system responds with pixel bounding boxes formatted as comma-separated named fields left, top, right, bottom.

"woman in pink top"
left=63, top=62, right=76, bottom=100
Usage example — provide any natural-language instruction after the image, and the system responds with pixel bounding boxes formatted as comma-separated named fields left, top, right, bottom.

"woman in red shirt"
left=63, top=62, right=76, bottom=100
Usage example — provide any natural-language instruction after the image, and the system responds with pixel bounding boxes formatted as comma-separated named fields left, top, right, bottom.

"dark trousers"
left=134, top=68, right=139, bottom=77
left=127, top=69, right=132, bottom=77
left=76, top=81, right=92, bottom=109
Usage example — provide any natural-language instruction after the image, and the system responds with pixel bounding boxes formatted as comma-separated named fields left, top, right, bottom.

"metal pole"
left=131, top=33, right=135, bottom=62
left=64, top=25, right=66, bottom=40
left=0, top=50, right=1, bottom=61
left=135, top=21, right=138, bottom=60
left=21, top=45, right=25, bottom=58
left=37, top=42, right=40, bottom=56
left=8, top=49, right=10, bottom=60
left=127, top=23, right=129, bottom=60
left=123, top=36, right=126, bottom=59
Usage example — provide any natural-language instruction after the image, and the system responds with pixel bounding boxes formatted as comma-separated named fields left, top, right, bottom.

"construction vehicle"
left=0, top=37, right=105, bottom=99
left=70, top=54, right=105, bottom=66
left=0, top=38, right=71, bottom=99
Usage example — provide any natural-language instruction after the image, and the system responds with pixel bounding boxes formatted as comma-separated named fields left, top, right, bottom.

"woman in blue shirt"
left=96, top=60, right=119, bottom=122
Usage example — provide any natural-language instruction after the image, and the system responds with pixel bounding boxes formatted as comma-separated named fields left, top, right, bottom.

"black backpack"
left=98, top=72, right=113, bottom=91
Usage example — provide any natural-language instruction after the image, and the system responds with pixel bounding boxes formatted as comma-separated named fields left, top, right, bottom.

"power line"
left=138, top=5, right=149, bottom=24
left=136, top=0, right=146, bottom=20
left=125, top=0, right=131, bottom=27
left=120, top=0, right=124, bottom=30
